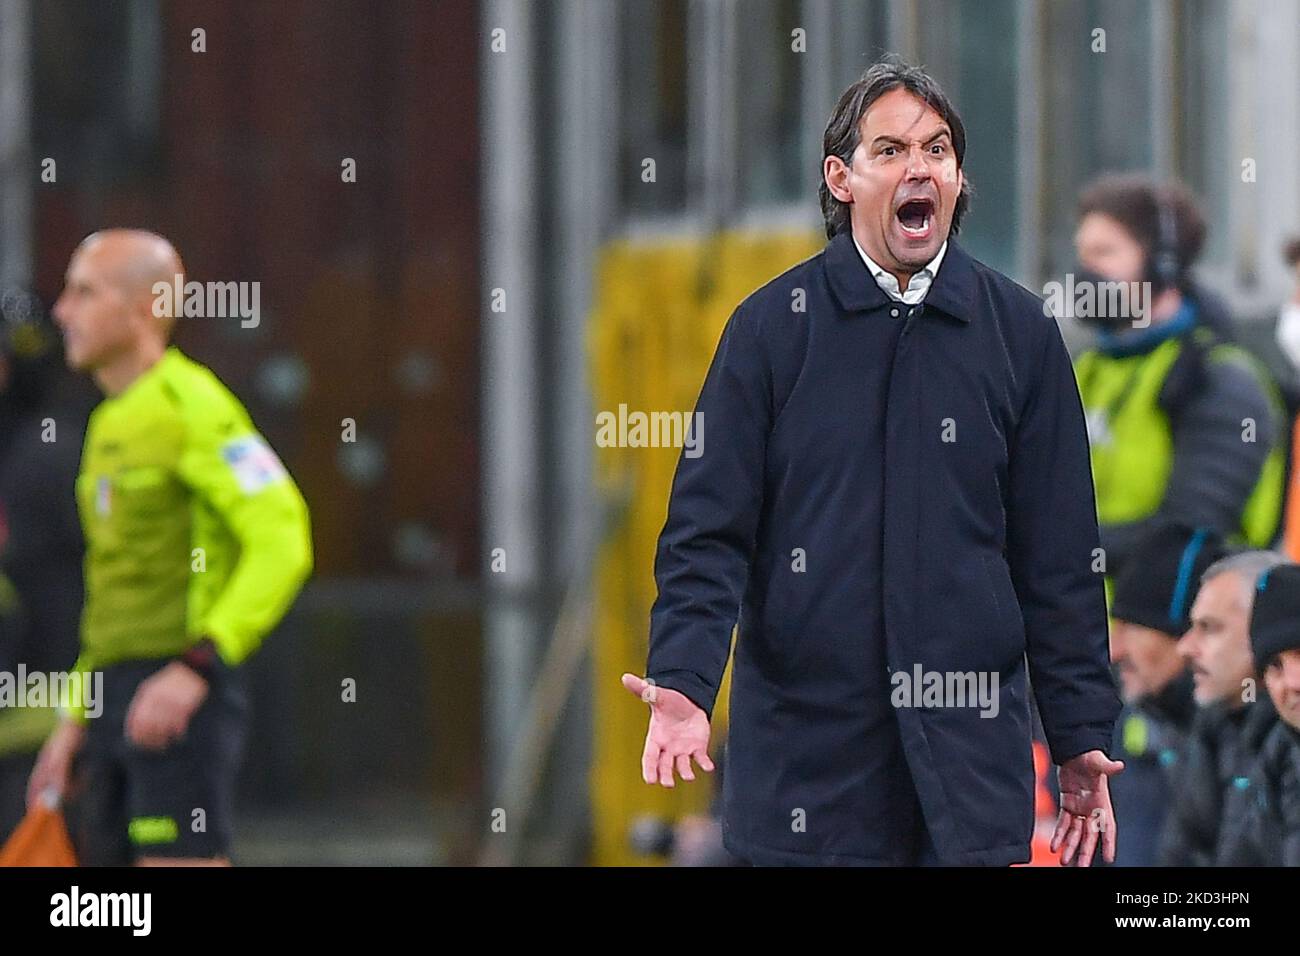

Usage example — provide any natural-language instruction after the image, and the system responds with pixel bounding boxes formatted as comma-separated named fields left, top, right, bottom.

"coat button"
left=890, top=308, right=899, bottom=318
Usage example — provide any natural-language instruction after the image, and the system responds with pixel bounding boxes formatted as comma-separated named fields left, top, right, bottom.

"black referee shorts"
left=70, top=656, right=249, bottom=864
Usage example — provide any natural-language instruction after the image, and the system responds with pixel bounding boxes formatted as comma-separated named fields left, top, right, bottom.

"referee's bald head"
left=75, top=229, right=186, bottom=335
left=54, top=229, right=188, bottom=379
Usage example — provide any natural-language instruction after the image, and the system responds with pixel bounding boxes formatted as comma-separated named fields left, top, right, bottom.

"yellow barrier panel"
left=587, top=228, right=823, bottom=865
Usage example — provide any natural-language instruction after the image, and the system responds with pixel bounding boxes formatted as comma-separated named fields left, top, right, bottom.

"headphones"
left=1149, top=193, right=1181, bottom=292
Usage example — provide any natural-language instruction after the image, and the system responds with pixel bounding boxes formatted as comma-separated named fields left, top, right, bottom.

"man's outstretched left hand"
left=1051, top=749, right=1124, bottom=866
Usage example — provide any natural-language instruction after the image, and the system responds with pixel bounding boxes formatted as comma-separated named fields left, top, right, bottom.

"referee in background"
left=25, top=230, right=313, bottom=866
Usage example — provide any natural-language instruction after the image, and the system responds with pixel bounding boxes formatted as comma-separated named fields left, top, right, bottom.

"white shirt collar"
left=852, top=234, right=948, bottom=306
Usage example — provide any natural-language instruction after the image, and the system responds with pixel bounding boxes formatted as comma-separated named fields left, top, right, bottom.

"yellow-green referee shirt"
left=63, top=346, right=312, bottom=720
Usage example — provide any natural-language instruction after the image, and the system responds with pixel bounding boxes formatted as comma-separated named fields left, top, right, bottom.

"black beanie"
left=1110, top=524, right=1227, bottom=637
left=1250, top=563, right=1300, bottom=667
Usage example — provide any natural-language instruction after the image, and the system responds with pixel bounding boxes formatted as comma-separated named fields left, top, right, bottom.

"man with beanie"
left=1160, top=550, right=1282, bottom=865
left=1107, top=524, right=1224, bottom=865
left=1218, top=563, right=1300, bottom=865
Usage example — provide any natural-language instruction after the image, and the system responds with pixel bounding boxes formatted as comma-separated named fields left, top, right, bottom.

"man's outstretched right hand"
left=621, top=673, right=715, bottom=788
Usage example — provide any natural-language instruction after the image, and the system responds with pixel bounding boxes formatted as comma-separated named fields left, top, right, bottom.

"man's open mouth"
left=895, top=198, right=935, bottom=238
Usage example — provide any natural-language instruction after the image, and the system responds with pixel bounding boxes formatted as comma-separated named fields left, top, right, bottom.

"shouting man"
left=623, top=60, right=1122, bottom=866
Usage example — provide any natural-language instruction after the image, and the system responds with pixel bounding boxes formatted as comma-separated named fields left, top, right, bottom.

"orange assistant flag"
left=1284, top=417, right=1300, bottom=561
left=0, top=797, right=78, bottom=867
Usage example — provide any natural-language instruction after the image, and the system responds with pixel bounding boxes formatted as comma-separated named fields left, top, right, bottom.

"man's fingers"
left=621, top=673, right=648, bottom=700
left=1049, top=809, right=1069, bottom=851
left=622, top=672, right=662, bottom=706
left=1060, top=816, right=1083, bottom=865
left=132, top=708, right=158, bottom=747
left=166, top=716, right=186, bottom=744
left=1057, top=815, right=1078, bottom=864
left=124, top=708, right=141, bottom=745
left=126, top=688, right=158, bottom=745
left=1074, top=818, right=1100, bottom=867
left=641, top=738, right=660, bottom=785
left=657, top=751, right=675, bottom=789
left=25, top=763, right=49, bottom=811
left=676, top=753, right=695, bottom=782
left=128, top=706, right=168, bottom=751
left=693, top=749, right=715, bottom=773
left=1102, top=808, right=1118, bottom=863
left=1069, top=816, right=1087, bottom=864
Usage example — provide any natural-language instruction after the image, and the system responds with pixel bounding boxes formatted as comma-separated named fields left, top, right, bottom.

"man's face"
left=1263, top=648, right=1300, bottom=731
left=1110, top=619, right=1186, bottom=702
left=1180, top=572, right=1257, bottom=708
left=824, top=87, right=962, bottom=274
left=1074, top=212, right=1145, bottom=284
left=52, top=244, right=138, bottom=371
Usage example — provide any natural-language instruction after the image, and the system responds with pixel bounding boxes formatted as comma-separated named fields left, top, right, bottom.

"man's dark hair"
left=819, top=58, right=972, bottom=241
left=1076, top=174, right=1207, bottom=285
left=1284, top=236, right=1300, bottom=268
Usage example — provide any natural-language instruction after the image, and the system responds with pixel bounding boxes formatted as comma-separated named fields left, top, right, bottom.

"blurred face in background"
left=1181, top=572, right=1258, bottom=708
left=1110, top=619, right=1187, bottom=702
left=1263, top=648, right=1300, bottom=731
left=53, top=241, right=141, bottom=372
left=824, top=87, right=963, bottom=280
left=1278, top=251, right=1300, bottom=371
left=1074, top=212, right=1145, bottom=284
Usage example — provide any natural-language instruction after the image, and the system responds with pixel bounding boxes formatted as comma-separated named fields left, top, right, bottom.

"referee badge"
left=220, top=433, right=288, bottom=494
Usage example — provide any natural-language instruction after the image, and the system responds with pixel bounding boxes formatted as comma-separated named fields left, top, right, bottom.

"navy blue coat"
left=645, top=229, right=1122, bottom=865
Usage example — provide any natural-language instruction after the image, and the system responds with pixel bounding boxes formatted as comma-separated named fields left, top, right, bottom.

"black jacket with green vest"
left=1075, top=307, right=1285, bottom=579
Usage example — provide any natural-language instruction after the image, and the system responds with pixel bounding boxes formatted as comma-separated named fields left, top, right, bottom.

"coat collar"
left=824, top=227, right=976, bottom=323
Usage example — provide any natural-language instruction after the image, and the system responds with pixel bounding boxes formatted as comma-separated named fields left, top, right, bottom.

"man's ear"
left=131, top=284, right=173, bottom=339
left=823, top=155, right=853, bottom=204
left=131, top=286, right=162, bottom=327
